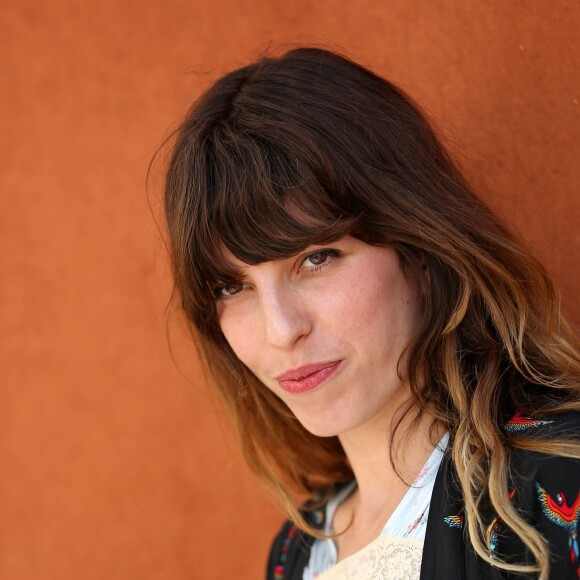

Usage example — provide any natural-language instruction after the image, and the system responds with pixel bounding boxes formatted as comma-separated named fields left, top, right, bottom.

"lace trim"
left=316, top=536, right=423, bottom=580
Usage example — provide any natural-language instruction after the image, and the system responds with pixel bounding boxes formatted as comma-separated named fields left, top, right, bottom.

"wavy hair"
left=161, top=47, right=580, bottom=578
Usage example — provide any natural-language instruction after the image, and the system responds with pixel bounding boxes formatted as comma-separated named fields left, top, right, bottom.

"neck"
left=338, top=388, right=442, bottom=516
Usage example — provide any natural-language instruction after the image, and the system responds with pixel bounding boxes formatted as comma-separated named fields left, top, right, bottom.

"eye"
left=300, top=249, right=341, bottom=270
left=214, top=281, right=246, bottom=299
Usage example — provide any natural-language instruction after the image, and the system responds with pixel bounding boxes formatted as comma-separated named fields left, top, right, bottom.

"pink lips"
left=276, top=360, right=343, bottom=394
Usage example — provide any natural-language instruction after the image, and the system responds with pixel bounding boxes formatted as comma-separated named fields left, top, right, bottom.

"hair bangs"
left=192, top=128, right=361, bottom=299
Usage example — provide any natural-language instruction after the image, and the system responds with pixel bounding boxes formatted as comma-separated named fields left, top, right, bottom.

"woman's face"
left=215, top=236, right=424, bottom=437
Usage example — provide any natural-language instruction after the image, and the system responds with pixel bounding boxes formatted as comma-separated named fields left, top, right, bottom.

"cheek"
left=218, top=310, right=257, bottom=369
left=336, top=266, right=420, bottom=347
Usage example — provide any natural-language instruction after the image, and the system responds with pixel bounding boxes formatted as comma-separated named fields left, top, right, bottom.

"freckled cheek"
left=338, top=273, right=412, bottom=346
left=337, top=275, right=387, bottom=323
left=219, top=311, right=263, bottom=374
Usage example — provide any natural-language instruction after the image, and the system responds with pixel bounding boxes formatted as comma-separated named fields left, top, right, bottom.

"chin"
left=295, top=412, right=355, bottom=438
left=302, top=424, right=341, bottom=438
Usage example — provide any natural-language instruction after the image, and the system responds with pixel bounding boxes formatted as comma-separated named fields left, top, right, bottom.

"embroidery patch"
left=444, top=514, right=464, bottom=529
left=485, top=489, right=517, bottom=558
left=504, top=410, right=553, bottom=433
left=486, top=517, right=501, bottom=557
left=274, top=525, right=296, bottom=579
left=535, top=482, right=580, bottom=574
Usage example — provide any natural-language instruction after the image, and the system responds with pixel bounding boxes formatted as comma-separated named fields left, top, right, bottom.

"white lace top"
left=303, top=433, right=449, bottom=580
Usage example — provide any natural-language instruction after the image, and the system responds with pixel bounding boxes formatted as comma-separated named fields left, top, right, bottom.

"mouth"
left=276, top=360, right=343, bottom=394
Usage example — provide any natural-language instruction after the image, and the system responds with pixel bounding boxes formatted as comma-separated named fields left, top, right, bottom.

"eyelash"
left=213, top=248, right=341, bottom=300
left=299, top=249, right=341, bottom=273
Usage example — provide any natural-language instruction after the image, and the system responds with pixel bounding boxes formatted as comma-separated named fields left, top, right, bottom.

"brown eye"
left=215, top=281, right=245, bottom=298
left=302, top=249, right=340, bottom=269
left=307, top=252, right=329, bottom=266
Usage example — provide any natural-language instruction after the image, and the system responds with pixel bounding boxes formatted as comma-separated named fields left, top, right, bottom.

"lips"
left=276, top=360, right=343, bottom=394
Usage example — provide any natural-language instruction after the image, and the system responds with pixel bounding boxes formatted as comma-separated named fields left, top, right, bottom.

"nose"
left=259, top=284, right=312, bottom=349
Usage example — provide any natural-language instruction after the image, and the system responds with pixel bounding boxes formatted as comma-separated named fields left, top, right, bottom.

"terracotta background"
left=1, top=1, right=578, bottom=579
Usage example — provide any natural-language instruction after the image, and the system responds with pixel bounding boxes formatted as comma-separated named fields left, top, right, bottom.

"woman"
left=161, top=47, right=580, bottom=579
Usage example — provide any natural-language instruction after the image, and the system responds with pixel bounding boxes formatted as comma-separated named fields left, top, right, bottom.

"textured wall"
left=1, top=1, right=578, bottom=578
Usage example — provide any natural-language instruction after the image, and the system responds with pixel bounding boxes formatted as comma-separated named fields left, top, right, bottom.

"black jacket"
left=266, top=412, right=580, bottom=579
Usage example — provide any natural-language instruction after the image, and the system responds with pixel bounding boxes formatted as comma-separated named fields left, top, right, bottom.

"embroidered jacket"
left=266, top=412, right=580, bottom=579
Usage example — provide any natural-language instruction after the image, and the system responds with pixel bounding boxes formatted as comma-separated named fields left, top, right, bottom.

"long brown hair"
left=161, top=47, right=580, bottom=578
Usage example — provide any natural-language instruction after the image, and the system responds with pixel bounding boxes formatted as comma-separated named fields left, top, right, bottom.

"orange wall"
left=2, top=1, right=578, bottom=579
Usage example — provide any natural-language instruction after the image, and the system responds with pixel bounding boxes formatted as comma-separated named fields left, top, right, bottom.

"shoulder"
left=501, top=409, right=579, bottom=496
left=506, top=410, right=580, bottom=578
left=503, top=409, right=580, bottom=439
left=423, top=412, right=580, bottom=578
left=265, top=493, right=328, bottom=580
left=266, top=519, right=300, bottom=580
left=506, top=409, right=580, bottom=482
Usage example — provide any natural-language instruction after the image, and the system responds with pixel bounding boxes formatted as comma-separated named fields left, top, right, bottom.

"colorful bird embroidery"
left=444, top=514, right=464, bottom=529
left=504, top=410, right=553, bottom=433
left=535, top=482, right=580, bottom=573
left=486, top=517, right=501, bottom=557
left=274, top=525, right=296, bottom=579
left=486, top=489, right=517, bottom=558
